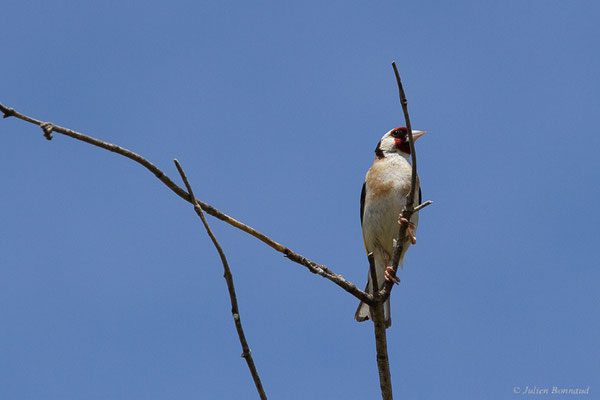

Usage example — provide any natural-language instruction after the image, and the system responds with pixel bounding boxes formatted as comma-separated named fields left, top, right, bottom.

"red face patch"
left=391, top=127, right=411, bottom=154
left=394, top=136, right=411, bottom=154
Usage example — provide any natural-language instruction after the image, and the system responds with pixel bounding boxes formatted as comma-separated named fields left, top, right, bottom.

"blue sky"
left=1, top=1, right=599, bottom=399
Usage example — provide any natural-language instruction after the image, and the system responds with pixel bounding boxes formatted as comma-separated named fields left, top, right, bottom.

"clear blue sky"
left=2, top=1, right=599, bottom=399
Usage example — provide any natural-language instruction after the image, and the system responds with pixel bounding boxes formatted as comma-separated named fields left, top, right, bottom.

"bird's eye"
left=391, top=130, right=401, bottom=138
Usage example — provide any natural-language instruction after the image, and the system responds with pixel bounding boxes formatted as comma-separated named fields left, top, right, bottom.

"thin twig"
left=368, top=253, right=393, bottom=400
left=0, top=103, right=372, bottom=304
left=174, top=159, right=267, bottom=400
left=377, top=62, right=419, bottom=303
left=413, top=200, right=433, bottom=213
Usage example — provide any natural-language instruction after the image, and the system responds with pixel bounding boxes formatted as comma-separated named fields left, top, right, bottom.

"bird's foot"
left=398, top=215, right=417, bottom=245
left=384, top=267, right=400, bottom=285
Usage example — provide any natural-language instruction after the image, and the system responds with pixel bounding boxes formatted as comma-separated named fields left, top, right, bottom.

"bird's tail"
left=354, top=257, right=391, bottom=328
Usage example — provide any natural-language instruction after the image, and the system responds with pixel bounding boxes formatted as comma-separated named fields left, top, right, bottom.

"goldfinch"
left=355, top=127, right=426, bottom=328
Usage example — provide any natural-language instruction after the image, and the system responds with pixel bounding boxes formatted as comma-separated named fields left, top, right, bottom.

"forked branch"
left=2, top=62, right=432, bottom=400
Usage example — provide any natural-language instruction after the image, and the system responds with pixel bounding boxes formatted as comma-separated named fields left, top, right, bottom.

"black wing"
left=419, top=186, right=422, bottom=205
left=360, top=182, right=366, bottom=227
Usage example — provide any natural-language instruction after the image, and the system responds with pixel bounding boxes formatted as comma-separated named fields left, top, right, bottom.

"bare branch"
left=0, top=103, right=372, bottom=304
left=368, top=253, right=393, bottom=399
left=377, top=63, right=420, bottom=303
left=369, top=64, right=434, bottom=398
left=174, top=159, right=267, bottom=400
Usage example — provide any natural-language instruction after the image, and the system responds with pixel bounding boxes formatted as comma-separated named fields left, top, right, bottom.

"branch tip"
left=173, top=159, right=196, bottom=202
left=414, top=200, right=433, bottom=213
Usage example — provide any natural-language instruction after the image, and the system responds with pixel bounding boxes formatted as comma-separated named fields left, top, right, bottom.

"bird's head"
left=375, top=127, right=426, bottom=159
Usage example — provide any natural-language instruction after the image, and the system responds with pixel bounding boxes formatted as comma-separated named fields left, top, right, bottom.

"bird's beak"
left=411, top=130, right=427, bottom=141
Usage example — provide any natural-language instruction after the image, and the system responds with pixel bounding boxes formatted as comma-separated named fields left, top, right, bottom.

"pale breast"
left=366, top=158, right=413, bottom=198
left=362, top=157, right=419, bottom=257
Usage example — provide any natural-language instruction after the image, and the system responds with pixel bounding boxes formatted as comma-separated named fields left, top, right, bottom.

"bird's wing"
left=360, top=181, right=366, bottom=227
left=419, top=186, right=422, bottom=205
left=360, top=181, right=370, bottom=254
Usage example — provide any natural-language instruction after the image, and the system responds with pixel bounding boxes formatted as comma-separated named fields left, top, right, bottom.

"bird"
left=355, top=127, right=426, bottom=328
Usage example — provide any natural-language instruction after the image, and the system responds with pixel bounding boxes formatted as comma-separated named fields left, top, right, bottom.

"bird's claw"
left=385, top=267, right=400, bottom=285
left=398, top=215, right=417, bottom=245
